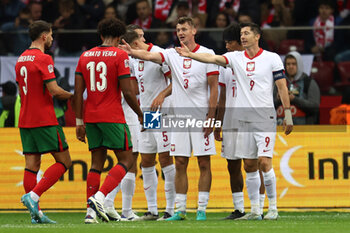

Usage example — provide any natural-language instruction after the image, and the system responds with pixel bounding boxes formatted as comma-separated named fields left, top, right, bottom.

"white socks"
left=30, top=191, right=39, bottom=202
left=162, top=164, right=175, bottom=215
left=142, top=166, right=158, bottom=215
left=260, top=194, right=265, bottom=214
left=175, top=193, right=187, bottom=212
left=121, top=172, right=136, bottom=217
left=232, top=192, right=244, bottom=213
left=104, top=184, right=121, bottom=208
left=245, top=171, right=261, bottom=214
left=197, top=191, right=209, bottom=211
left=262, top=168, right=277, bottom=210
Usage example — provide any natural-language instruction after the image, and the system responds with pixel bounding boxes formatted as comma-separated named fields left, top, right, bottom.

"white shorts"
left=128, top=124, right=141, bottom=153
left=139, top=130, right=171, bottom=154
left=170, top=129, right=216, bottom=157
left=221, top=128, right=241, bottom=160
left=234, top=120, right=276, bottom=159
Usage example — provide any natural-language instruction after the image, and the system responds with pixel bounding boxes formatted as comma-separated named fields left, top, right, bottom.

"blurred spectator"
left=330, top=87, right=350, bottom=124
left=154, top=28, right=173, bottom=48
left=154, top=0, right=174, bottom=22
left=132, top=0, right=161, bottom=29
left=77, top=0, right=105, bottom=29
left=306, top=0, right=340, bottom=61
left=261, top=0, right=293, bottom=49
left=0, top=0, right=26, bottom=25
left=0, top=81, right=17, bottom=127
left=334, top=13, right=350, bottom=63
left=209, top=12, right=230, bottom=54
left=274, top=51, right=320, bottom=125
left=1, top=7, right=32, bottom=55
left=193, top=14, right=218, bottom=52
left=41, top=0, right=60, bottom=23
left=54, top=0, right=85, bottom=56
left=104, top=3, right=118, bottom=19
left=28, top=0, right=42, bottom=21
left=207, top=0, right=260, bottom=26
left=166, top=0, right=191, bottom=27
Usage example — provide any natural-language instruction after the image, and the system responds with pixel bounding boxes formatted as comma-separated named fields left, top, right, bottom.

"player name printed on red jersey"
left=17, top=55, right=35, bottom=62
left=83, top=51, right=118, bottom=57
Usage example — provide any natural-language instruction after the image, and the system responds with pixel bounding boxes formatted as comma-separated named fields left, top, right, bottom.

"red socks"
left=87, top=169, right=101, bottom=202
left=99, top=164, right=127, bottom=196
left=23, top=169, right=37, bottom=193
left=32, top=162, right=66, bottom=197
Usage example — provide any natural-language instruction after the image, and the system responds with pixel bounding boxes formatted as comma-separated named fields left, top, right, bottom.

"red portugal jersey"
left=75, top=46, right=131, bottom=123
left=15, top=48, right=58, bottom=128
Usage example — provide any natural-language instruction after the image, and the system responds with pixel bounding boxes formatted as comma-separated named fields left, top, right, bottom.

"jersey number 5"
left=87, top=61, right=107, bottom=92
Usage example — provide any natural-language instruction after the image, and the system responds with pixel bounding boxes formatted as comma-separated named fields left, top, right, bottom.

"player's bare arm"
left=73, top=74, right=86, bottom=143
left=214, top=85, right=226, bottom=141
left=119, top=78, right=143, bottom=124
left=150, top=82, right=172, bottom=111
left=119, top=39, right=163, bottom=64
left=46, top=80, right=73, bottom=100
left=131, top=78, right=139, bottom=95
left=275, top=78, right=293, bottom=135
left=176, top=41, right=227, bottom=67
left=204, top=74, right=218, bottom=138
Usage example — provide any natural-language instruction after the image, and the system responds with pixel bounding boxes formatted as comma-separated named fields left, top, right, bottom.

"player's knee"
left=258, top=158, right=272, bottom=172
left=244, top=163, right=257, bottom=173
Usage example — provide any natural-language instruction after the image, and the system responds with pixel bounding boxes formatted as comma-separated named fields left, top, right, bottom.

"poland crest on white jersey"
left=223, top=48, right=284, bottom=122
left=160, top=44, right=219, bottom=120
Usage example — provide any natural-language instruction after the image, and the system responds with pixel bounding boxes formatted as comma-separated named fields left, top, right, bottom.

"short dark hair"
left=98, top=18, right=126, bottom=39
left=239, top=22, right=262, bottom=36
left=319, top=0, right=334, bottom=9
left=177, top=17, right=194, bottom=27
left=223, top=23, right=241, bottom=44
left=126, top=24, right=142, bottom=31
left=136, top=0, right=149, bottom=7
left=121, top=30, right=139, bottom=44
left=28, top=20, right=52, bottom=41
left=1, top=81, right=17, bottom=96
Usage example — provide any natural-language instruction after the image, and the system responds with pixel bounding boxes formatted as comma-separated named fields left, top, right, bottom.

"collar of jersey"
left=244, top=48, right=263, bottom=60
left=192, top=44, right=200, bottom=53
left=147, top=43, right=154, bottom=51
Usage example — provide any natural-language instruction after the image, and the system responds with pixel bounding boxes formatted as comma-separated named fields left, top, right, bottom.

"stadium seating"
left=334, top=61, right=350, bottom=89
left=310, top=61, right=335, bottom=94
left=277, top=39, right=304, bottom=55
left=319, top=95, right=342, bottom=124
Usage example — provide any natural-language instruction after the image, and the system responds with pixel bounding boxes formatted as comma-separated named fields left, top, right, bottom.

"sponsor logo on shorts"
left=171, top=144, right=175, bottom=152
left=163, top=143, right=170, bottom=147
left=263, top=149, right=270, bottom=153
left=204, top=148, right=212, bottom=152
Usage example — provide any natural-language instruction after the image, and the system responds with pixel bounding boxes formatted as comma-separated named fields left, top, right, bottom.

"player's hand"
left=283, top=109, right=293, bottom=135
left=76, top=125, right=86, bottom=143
left=214, top=127, right=222, bottom=141
left=151, top=93, right=165, bottom=111
left=175, top=42, right=191, bottom=58
left=138, top=115, right=144, bottom=126
left=119, top=39, right=132, bottom=55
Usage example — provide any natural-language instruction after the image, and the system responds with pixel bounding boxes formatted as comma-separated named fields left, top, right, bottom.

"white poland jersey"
left=122, top=56, right=139, bottom=126
left=133, top=43, right=171, bottom=110
left=218, top=66, right=237, bottom=130
left=223, top=48, right=284, bottom=122
left=160, top=44, right=219, bottom=120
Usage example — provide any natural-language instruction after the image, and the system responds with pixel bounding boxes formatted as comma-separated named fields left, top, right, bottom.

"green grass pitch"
left=1, top=212, right=350, bottom=233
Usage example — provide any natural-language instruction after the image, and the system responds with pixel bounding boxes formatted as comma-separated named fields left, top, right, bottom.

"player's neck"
left=141, top=43, right=150, bottom=51
left=29, top=42, right=44, bottom=52
left=186, top=40, right=197, bottom=52
left=245, top=45, right=261, bottom=58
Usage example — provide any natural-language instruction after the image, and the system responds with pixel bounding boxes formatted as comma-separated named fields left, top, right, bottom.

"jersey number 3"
left=20, top=66, right=28, bottom=95
left=87, top=61, right=107, bottom=92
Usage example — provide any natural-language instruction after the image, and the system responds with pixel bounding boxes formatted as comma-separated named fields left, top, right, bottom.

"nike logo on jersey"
left=144, top=186, right=151, bottom=191
left=183, top=72, right=190, bottom=75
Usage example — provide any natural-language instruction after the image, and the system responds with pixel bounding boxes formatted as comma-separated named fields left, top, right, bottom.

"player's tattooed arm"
left=176, top=42, right=227, bottom=67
